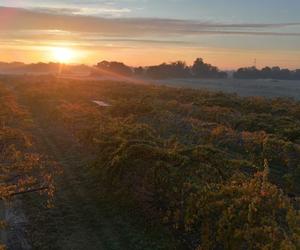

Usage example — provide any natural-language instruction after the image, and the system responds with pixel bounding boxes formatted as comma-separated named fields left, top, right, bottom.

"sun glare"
left=52, top=47, right=75, bottom=63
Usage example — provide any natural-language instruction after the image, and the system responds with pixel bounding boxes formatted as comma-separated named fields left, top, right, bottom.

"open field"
left=155, top=78, right=300, bottom=100
left=2, top=71, right=300, bottom=100
left=60, top=74, right=300, bottom=100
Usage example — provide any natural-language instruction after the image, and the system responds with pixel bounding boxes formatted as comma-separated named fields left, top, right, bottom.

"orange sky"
left=1, top=6, right=300, bottom=69
left=2, top=45, right=300, bottom=70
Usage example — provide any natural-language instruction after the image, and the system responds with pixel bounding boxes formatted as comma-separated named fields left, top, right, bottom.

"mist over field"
left=156, top=78, right=300, bottom=100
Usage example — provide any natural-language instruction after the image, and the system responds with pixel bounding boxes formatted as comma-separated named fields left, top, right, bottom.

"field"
left=60, top=75, right=300, bottom=100
left=0, top=75, right=299, bottom=249
left=155, top=78, right=300, bottom=100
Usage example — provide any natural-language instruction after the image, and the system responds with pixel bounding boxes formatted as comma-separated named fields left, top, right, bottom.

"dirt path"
left=19, top=97, right=175, bottom=250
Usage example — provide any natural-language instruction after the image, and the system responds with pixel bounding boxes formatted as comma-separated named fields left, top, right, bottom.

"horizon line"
left=1, top=59, right=300, bottom=72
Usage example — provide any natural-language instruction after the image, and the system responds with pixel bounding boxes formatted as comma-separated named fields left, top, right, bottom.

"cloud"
left=31, top=6, right=131, bottom=17
left=1, top=6, right=300, bottom=37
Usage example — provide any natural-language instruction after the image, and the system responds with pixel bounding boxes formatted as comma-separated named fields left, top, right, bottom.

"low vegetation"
left=1, top=75, right=299, bottom=249
left=0, top=83, right=57, bottom=248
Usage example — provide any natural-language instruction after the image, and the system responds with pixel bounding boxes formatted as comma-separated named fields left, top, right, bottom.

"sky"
left=0, top=0, right=300, bottom=69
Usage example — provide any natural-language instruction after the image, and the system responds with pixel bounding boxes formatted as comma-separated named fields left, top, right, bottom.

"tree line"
left=2, top=59, right=300, bottom=80
left=92, top=58, right=300, bottom=80
left=92, top=58, right=228, bottom=79
left=234, top=66, right=300, bottom=80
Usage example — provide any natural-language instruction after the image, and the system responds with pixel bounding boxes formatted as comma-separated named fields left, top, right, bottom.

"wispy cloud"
left=1, top=6, right=300, bottom=37
left=31, top=6, right=131, bottom=17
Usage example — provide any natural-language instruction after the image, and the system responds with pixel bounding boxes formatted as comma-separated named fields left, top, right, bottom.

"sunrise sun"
left=52, top=47, right=75, bottom=63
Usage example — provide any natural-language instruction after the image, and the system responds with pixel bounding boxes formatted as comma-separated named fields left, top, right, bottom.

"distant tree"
left=146, top=61, right=190, bottom=79
left=95, top=61, right=133, bottom=76
left=293, top=69, right=300, bottom=80
left=191, top=58, right=227, bottom=78
left=280, top=68, right=291, bottom=79
left=261, top=66, right=272, bottom=78
left=234, top=66, right=300, bottom=80
left=233, top=67, right=261, bottom=79
left=133, top=66, right=145, bottom=76
left=271, top=66, right=281, bottom=79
